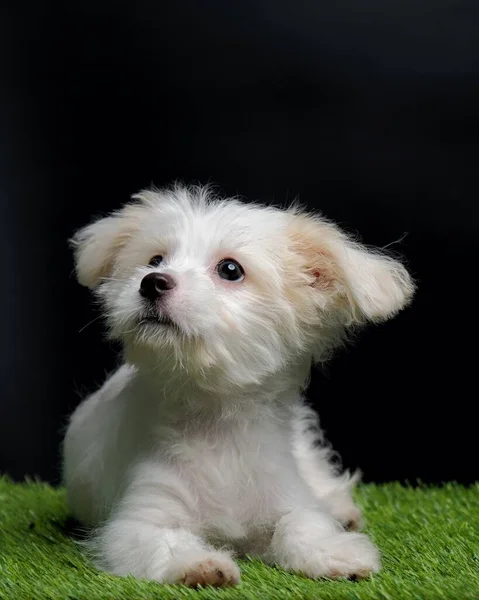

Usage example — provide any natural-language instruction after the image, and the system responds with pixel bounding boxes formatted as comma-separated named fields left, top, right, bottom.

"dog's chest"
left=156, top=417, right=294, bottom=525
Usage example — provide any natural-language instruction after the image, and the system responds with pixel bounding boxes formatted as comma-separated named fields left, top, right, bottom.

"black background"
left=1, top=1, right=477, bottom=484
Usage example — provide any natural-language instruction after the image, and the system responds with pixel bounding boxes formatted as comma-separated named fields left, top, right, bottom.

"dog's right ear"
left=70, top=204, right=142, bottom=289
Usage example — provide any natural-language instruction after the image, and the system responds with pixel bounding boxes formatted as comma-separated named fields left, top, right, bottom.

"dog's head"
left=72, top=185, right=414, bottom=386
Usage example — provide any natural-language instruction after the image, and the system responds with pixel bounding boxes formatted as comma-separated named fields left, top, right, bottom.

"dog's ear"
left=333, top=241, right=415, bottom=323
left=288, top=211, right=415, bottom=324
left=71, top=204, right=142, bottom=289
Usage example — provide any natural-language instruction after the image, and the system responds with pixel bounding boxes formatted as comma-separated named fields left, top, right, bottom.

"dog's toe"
left=180, top=557, right=241, bottom=588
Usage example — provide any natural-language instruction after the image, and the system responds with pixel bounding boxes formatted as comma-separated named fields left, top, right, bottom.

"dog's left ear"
left=288, top=212, right=415, bottom=324
left=333, top=240, right=415, bottom=323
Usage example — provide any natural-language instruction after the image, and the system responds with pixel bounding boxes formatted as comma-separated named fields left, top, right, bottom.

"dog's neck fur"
left=123, top=344, right=312, bottom=424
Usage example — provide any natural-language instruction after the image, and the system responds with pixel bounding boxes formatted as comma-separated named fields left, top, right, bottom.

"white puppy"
left=63, top=185, right=414, bottom=587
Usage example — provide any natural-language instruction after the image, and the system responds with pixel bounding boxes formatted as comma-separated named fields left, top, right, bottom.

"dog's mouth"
left=138, top=314, right=179, bottom=331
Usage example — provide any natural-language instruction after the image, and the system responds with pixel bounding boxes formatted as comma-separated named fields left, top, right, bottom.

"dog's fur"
left=63, top=185, right=414, bottom=586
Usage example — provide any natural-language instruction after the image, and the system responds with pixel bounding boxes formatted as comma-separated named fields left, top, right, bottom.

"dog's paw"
left=307, top=533, right=379, bottom=580
left=329, top=503, right=364, bottom=532
left=163, top=552, right=241, bottom=588
left=283, top=533, right=380, bottom=580
left=320, top=488, right=364, bottom=531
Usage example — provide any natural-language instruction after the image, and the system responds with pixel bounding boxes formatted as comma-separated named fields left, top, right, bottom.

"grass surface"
left=0, top=478, right=478, bottom=600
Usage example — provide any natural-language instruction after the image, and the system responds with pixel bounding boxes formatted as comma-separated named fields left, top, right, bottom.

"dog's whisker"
left=78, top=315, right=102, bottom=333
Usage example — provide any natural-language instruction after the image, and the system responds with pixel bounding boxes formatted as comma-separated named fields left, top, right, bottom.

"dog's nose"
left=140, top=272, right=176, bottom=300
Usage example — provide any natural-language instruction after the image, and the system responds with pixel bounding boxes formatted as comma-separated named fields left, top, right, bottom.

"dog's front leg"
left=263, top=506, right=380, bottom=580
left=90, top=460, right=240, bottom=587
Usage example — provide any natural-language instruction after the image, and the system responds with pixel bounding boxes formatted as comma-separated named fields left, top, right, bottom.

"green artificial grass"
left=0, top=478, right=478, bottom=600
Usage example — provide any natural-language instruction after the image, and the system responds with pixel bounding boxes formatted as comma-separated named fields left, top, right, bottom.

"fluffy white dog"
left=63, top=185, right=414, bottom=587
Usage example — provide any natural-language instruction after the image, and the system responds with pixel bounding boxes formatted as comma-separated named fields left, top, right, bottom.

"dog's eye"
left=148, top=255, right=163, bottom=267
left=216, top=259, right=244, bottom=282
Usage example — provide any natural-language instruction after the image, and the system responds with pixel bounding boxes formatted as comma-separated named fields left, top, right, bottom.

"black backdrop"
left=1, top=1, right=477, bottom=484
